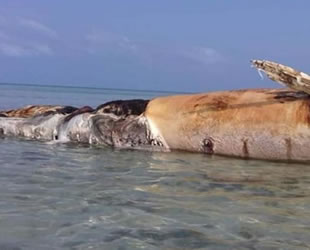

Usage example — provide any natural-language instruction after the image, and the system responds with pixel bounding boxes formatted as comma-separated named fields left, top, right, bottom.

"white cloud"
left=85, top=30, right=226, bottom=71
left=118, top=36, right=137, bottom=52
left=0, top=42, right=53, bottom=57
left=0, top=15, right=7, bottom=26
left=86, top=32, right=109, bottom=43
left=86, top=30, right=137, bottom=53
left=33, top=44, right=53, bottom=55
left=0, top=43, right=28, bottom=57
left=0, top=30, right=9, bottom=40
left=0, top=15, right=57, bottom=57
left=181, top=47, right=225, bottom=65
left=19, top=18, right=58, bottom=39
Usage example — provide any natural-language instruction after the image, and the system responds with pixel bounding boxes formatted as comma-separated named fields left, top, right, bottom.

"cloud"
left=86, top=30, right=137, bottom=53
left=181, top=47, right=225, bottom=65
left=19, top=18, right=58, bottom=39
left=33, top=44, right=53, bottom=55
left=84, top=29, right=226, bottom=74
left=0, top=15, right=56, bottom=57
left=0, top=31, right=9, bottom=40
left=0, top=15, right=7, bottom=26
left=0, top=42, right=53, bottom=57
left=0, top=43, right=27, bottom=57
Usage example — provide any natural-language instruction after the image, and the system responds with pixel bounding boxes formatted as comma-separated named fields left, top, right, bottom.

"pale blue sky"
left=0, top=1, right=309, bottom=92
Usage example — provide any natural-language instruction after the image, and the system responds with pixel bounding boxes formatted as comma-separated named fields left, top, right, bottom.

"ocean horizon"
left=0, top=82, right=191, bottom=95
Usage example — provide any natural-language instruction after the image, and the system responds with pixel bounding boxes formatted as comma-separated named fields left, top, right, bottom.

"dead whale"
left=1, top=60, right=310, bottom=161
left=145, top=88, right=310, bottom=161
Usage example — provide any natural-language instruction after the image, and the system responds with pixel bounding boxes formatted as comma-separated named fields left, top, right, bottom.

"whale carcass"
left=1, top=60, right=310, bottom=161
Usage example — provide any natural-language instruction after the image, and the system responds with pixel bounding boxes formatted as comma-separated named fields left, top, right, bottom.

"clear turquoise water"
left=0, top=84, right=310, bottom=250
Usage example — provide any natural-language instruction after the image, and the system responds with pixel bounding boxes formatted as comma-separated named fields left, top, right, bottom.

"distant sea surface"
left=0, top=83, right=310, bottom=250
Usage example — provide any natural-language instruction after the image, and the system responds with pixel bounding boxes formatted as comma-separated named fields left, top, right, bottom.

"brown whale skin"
left=145, top=88, right=310, bottom=161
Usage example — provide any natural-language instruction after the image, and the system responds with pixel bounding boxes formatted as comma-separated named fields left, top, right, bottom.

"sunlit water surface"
left=0, top=84, right=310, bottom=249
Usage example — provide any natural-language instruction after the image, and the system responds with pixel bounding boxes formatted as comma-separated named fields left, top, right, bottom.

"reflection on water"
left=0, top=138, right=310, bottom=249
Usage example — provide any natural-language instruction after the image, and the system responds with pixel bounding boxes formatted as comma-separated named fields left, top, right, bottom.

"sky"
left=0, top=0, right=309, bottom=92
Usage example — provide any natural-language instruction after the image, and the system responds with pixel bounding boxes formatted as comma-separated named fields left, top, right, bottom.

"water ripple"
left=1, top=138, right=310, bottom=249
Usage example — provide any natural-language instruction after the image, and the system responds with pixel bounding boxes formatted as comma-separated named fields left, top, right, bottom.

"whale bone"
left=252, top=60, right=310, bottom=95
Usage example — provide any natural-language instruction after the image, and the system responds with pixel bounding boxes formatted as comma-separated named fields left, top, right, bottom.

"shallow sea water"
left=0, top=84, right=310, bottom=249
